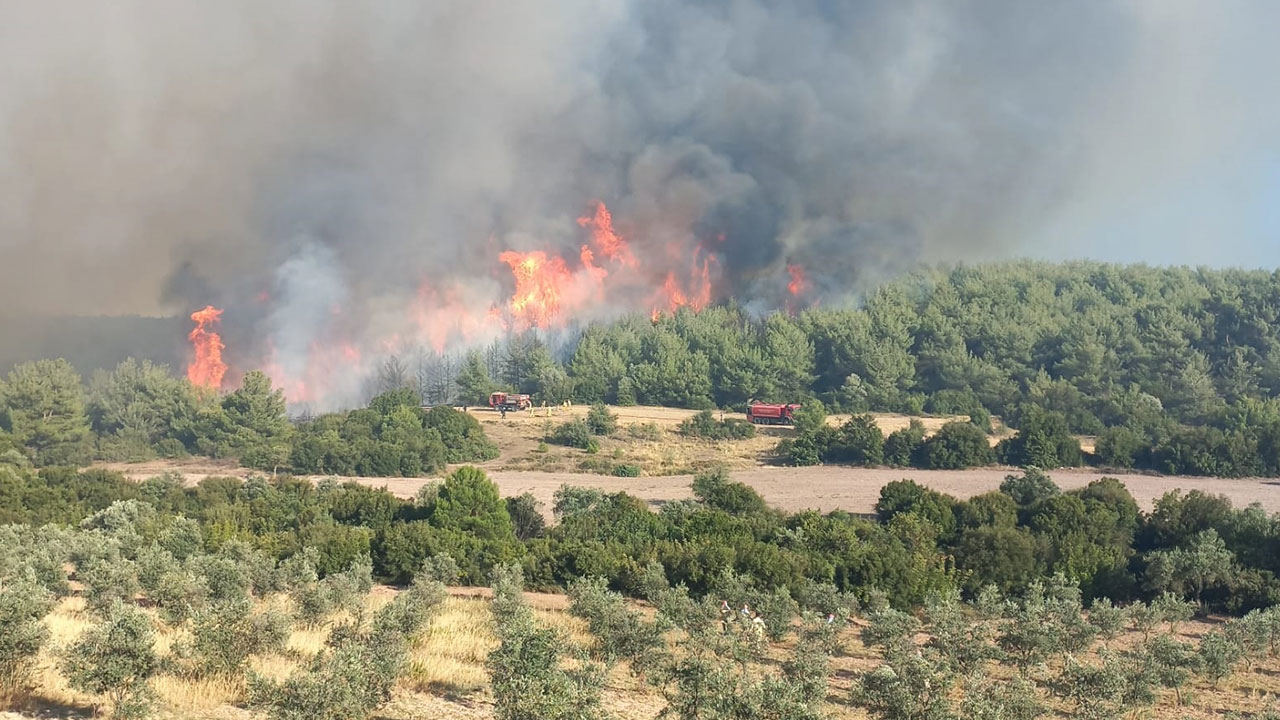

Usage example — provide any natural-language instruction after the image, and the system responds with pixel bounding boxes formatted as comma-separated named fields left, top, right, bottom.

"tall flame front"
left=187, top=305, right=227, bottom=389
left=199, top=200, right=822, bottom=407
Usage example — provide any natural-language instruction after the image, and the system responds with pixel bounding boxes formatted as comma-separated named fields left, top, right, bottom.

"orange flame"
left=500, top=250, right=573, bottom=330
left=653, top=249, right=713, bottom=317
left=577, top=201, right=635, bottom=266
left=787, top=264, right=810, bottom=296
left=187, top=306, right=227, bottom=389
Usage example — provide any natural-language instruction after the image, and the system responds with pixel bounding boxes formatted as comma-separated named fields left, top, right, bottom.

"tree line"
left=0, top=358, right=495, bottom=476
left=9, top=261, right=1280, bottom=477
left=432, top=262, right=1280, bottom=477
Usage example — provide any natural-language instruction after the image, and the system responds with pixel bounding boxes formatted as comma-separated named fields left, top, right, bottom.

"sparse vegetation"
left=676, top=409, right=755, bottom=440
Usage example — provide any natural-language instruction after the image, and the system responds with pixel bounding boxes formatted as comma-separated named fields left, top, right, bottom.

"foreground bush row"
left=5, top=462, right=1280, bottom=616
left=5, top=515, right=1280, bottom=720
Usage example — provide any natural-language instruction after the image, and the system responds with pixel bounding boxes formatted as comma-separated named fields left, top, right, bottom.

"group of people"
left=718, top=599, right=843, bottom=647
left=720, top=600, right=768, bottom=645
left=496, top=399, right=573, bottom=420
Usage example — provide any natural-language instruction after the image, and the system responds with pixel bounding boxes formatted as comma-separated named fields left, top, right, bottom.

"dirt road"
left=340, top=466, right=1280, bottom=517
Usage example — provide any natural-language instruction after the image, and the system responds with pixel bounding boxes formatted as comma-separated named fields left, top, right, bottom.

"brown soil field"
left=96, top=404, right=1280, bottom=518
left=102, top=457, right=1280, bottom=519
left=376, top=466, right=1280, bottom=516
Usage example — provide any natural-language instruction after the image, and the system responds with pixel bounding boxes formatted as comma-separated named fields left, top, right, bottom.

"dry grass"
left=403, top=597, right=495, bottom=695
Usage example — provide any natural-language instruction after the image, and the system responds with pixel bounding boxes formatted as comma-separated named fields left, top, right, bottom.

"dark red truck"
left=746, top=402, right=801, bottom=425
left=489, top=392, right=532, bottom=412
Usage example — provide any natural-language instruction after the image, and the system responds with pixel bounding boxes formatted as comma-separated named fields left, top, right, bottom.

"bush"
left=626, top=422, right=662, bottom=441
left=506, top=493, right=546, bottom=541
left=999, top=467, right=1060, bottom=507
left=488, top=564, right=608, bottom=720
left=883, top=420, right=926, bottom=467
left=692, top=467, right=768, bottom=516
left=1095, top=426, right=1144, bottom=468
left=677, top=410, right=755, bottom=440
left=875, top=480, right=957, bottom=540
left=919, top=422, right=994, bottom=469
left=586, top=404, right=617, bottom=436
left=250, top=560, right=450, bottom=720
left=552, top=485, right=604, bottom=519
left=61, top=600, right=157, bottom=719
left=997, top=409, right=1083, bottom=468
left=80, top=555, right=142, bottom=615
left=550, top=420, right=592, bottom=449
left=612, top=464, right=641, bottom=477
left=567, top=576, right=662, bottom=667
left=0, top=572, right=54, bottom=701
left=826, top=414, right=885, bottom=465
left=176, top=596, right=291, bottom=678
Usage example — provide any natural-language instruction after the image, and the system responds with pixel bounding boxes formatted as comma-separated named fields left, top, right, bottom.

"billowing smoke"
left=1, top=1, right=1276, bottom=407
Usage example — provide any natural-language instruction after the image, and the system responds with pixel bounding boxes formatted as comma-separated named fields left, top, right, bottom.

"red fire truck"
left=746, top=402, right=801, bottom=425
left=489, top=391, right=532, bottom=412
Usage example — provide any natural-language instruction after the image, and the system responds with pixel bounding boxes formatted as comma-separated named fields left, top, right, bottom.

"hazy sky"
left=1029, top=0, right=1280, bottom=268
left=1035, top=151, right=1280, bottom=268
left=1, top=0, right=1278, bottom=326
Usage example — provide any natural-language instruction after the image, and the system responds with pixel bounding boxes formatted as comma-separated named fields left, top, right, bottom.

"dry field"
left=98, top=404, right=1280, bottom=517
left=7, top=586, right=1280, bottom=720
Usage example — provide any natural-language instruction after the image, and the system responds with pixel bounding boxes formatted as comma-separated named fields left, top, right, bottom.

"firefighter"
left=749, top=612, right=766, bottom=648
left=500, top=406, right=506, bottom=419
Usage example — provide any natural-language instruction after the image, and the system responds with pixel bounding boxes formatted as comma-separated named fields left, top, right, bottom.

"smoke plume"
left=1, top=0, right=1276, bottom=406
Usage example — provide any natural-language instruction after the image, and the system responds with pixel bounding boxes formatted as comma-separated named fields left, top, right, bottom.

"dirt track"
left=98, top=396, right=1280, bottom=520
left=105, top=458, right=1280, bottom=518
left=373, top=466, right=1280, bottom=516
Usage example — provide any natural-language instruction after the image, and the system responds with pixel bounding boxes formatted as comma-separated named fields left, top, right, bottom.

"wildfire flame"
left=187, top=305, right=227, bottom=389
left=234, top=200, right=748, bottom=407
left=653, top=249, right=713, bottom=318
left=499, top=250, right=574, bottom=330
left=577, top=201, right=635, bottom=267
left=787, top=264, right=810, bottom=296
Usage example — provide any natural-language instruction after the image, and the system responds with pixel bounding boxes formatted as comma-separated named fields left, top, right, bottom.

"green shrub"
left=677, top=410, right=755, bottom=440
left=488, top=564, right=609, bottom=720
left=0, top=572, right=54, bottom=700
left=626, top=422, right=662, bottom=441
left=612, top=464, right=642, bottom=478
left=586, top=404, right=618, bottom=436
left=883, top=420, right=926, bottom=467
left=175, top=596, right=290, bottom=678
left=919, top=422, right=994, bottom=469
left=506, top=493, right=546, bottom=541
left=567, top=576, right=662, bottom=668
left=61, top=600, right=157, bottom=719
left=550, top=420, right=592, bottom=449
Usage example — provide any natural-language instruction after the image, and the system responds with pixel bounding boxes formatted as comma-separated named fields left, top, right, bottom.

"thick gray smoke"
left=1, top=0, right=1276, bottom=404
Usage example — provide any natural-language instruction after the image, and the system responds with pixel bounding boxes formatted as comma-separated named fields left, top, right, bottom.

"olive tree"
left=0, top=572, right=54, bottom=701
left=61, top=601, right=157, bottom=719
